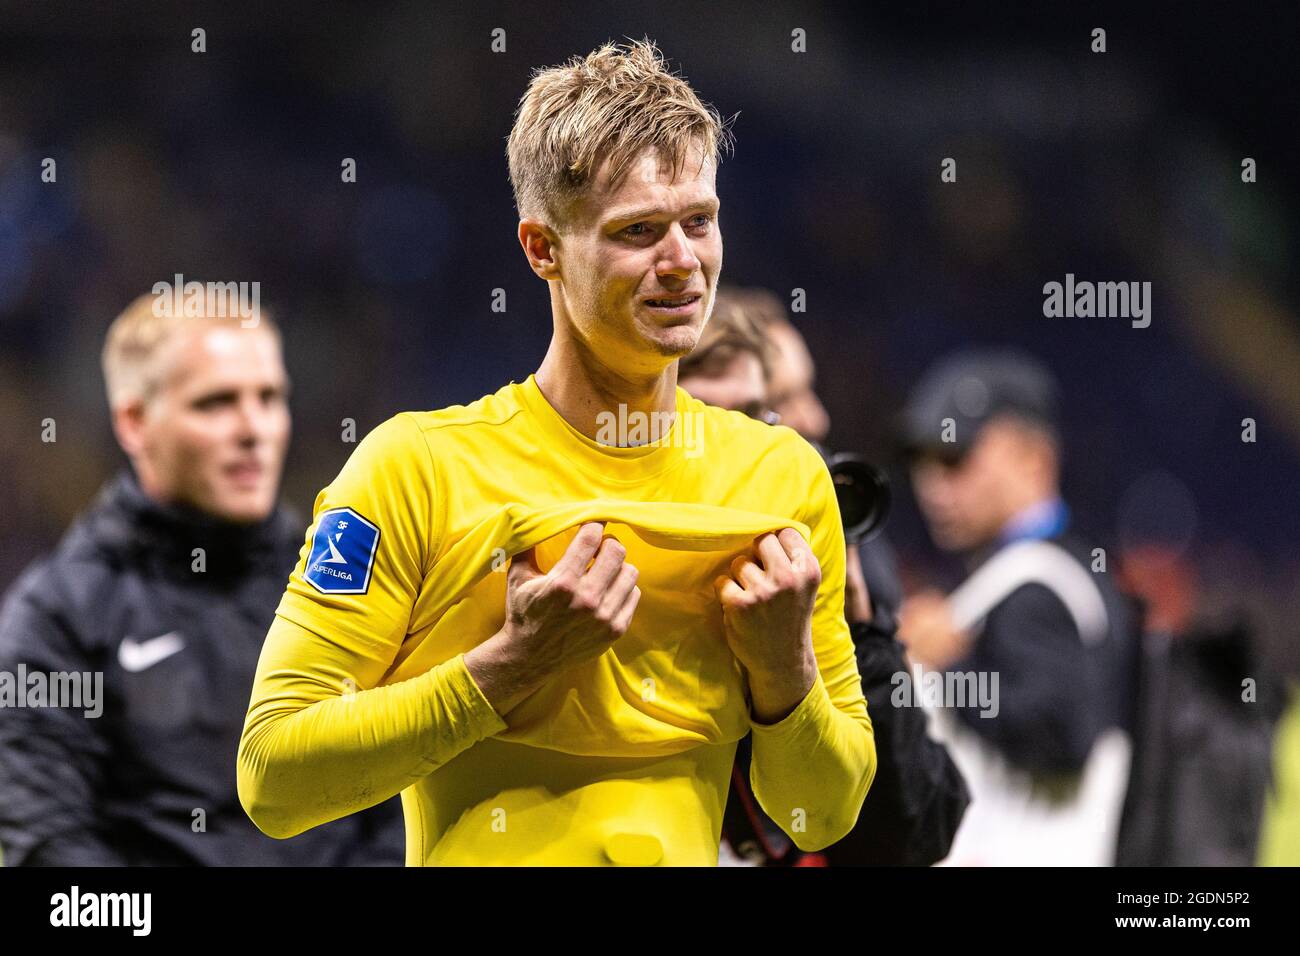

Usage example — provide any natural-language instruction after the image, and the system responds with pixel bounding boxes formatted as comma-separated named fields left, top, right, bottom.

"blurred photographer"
left=680, top=285, right=969, bottom=866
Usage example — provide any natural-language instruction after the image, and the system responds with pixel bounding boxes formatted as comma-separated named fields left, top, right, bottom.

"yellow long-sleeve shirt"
left=237, top=374, right=875, bottom=865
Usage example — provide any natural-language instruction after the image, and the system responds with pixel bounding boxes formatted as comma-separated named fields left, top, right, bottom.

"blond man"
left=238, top=40, right=876, bottom=866
left=0, top=294, right=404, bottom=865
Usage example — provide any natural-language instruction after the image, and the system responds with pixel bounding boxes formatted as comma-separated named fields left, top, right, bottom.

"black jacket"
left=1117, top=613, right=1285, bottom=866
left=0, top=471, right=405, bottom=866
left=946, top=533, right=1136, bottom=775
left=820, top=618, right=972, bottom=866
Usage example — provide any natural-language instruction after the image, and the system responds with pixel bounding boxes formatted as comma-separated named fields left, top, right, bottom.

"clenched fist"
left=466, top=522, right=641, bottom=716
left=714, top=527, right=821, bottom=724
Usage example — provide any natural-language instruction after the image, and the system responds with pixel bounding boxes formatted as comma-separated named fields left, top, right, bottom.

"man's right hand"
left=464, top=522, right=641, bottom=716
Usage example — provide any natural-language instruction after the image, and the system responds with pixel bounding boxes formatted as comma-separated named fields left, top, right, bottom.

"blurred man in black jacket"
left=680, top=286, right=969, bottom=866
left=898, top=349, right=1135, bottom=865
left=0, top=293, right=404, bottom=865
left=1115, top=546, right=1286, bottom=865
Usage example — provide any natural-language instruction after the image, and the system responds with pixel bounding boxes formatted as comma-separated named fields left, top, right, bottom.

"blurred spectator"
left=0, top=294, right=404, bottom=865
left=1115, top=545, right=1287, bottom=865
left=897, top=349, right=1135, bottom=865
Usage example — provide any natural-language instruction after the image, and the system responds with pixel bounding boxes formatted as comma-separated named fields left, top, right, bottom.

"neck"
left=107, top=470, right=283, bottom=576
left=996, top=492, right=1066, bottom=544
left=534, top=333, right=679, bottom=443
left=131, top=458, right=171, bottom=507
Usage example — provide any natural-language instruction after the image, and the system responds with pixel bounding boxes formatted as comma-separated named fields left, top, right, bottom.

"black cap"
left=898, top=349, right=1059, bottom=458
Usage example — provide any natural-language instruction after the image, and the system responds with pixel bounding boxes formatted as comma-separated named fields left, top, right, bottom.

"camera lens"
left=825, top=451, right=892, bottom=544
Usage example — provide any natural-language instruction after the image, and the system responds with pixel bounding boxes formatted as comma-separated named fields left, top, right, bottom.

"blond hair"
left=101, top=293, right=278, bottom=408
left=680, top=285, right=781, bottom=382
left=506, top=38, right=734, bottom=226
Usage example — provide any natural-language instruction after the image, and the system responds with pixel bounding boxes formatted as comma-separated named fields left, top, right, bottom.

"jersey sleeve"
left=747, top=434, right=878, bottom=851
left=275, top=412, right=437, bottom=655
left=238, top=413, right=507, bottom=840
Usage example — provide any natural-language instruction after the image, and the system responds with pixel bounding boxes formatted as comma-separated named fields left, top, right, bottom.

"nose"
left=656, top=222, right=700, bottom=280
left=234, top=393, right=276, bottom=446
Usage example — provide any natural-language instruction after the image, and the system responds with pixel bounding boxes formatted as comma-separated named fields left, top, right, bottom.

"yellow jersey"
left=238, top=374, right=876, bottom=865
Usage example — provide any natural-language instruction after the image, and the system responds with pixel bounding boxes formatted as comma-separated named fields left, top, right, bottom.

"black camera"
left=814, top=444, right=891, bottom=544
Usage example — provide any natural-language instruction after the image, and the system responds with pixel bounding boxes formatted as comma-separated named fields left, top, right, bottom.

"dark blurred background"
left=1, top=1, right=1297, bottom=683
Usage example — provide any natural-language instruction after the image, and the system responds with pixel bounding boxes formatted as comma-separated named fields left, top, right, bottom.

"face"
left=117, top=324, right=291, bottom=523
left=678, top=349, right=768, bottom=419
left=909, top=418, right=1045, bottom=552
left=530, top=144, right=723, bottom=378
left=766, top=321, right=830, bottom=443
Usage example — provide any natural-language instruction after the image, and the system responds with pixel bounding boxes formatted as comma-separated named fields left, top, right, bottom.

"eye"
left=193, top=393, right=234, bottom=412
left=688, top=214, right=713, bottom=229
left=622, top=222, right=650, bottom=237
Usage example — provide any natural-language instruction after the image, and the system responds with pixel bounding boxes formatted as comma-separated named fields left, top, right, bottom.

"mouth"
left=642, top=294, right=702, bottom=318
left=224, top=461, right=265, bottom=486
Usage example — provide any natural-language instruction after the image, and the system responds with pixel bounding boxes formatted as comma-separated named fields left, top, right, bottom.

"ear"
left=111, top=399, right=149, bottom=459
left=518, top=218, right=561, bottom=280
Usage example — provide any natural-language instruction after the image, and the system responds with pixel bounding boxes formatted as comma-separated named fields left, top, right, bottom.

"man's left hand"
left=715, top=528, right=821, bottom=724
left=898, top=590, right=971, bottom=670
